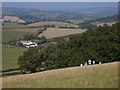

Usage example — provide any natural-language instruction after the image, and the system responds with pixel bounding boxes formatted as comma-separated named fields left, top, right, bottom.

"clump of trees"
left=18, top=23, right=120, bottom=73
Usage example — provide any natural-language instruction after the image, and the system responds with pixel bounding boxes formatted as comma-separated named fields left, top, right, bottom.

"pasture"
left=2, top=23, right=27, bottom=29
left=2, top=44, right=27, bottom=70
left=2, top=62, right=119, bottom=88
left=39, top=28, right=87, bottom=39
left=2, top=28, right=39, bottom=43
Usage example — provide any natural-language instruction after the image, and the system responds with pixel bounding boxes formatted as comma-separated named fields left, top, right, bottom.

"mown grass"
left=39, top=28, right=87, bottom=39
left=2, top=62, right=119, bottom=88
left=2, top=44, right=27, bottom=70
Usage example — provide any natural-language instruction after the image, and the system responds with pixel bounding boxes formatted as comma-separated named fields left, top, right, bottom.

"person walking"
left=93, top=60, right=95, bottom=65
left=88, top=59, right=92, bottom=65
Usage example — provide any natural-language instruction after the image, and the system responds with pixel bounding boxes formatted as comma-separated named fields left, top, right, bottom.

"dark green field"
left=2, top=30, right=26, bottom=43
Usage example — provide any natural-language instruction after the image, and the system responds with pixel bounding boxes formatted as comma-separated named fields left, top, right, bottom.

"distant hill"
left=78, top=15, right=118, bottom=29
left=2, top=7, right=117, bottom=22
left=2, top=16, right=26, bottom=23
left=91, top=15, right=118, bottom=23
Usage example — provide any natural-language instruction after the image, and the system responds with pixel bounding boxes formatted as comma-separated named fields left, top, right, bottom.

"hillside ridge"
left=3, top=61, right=119, bottom=78
left=2, top=61, right=119, bottom=88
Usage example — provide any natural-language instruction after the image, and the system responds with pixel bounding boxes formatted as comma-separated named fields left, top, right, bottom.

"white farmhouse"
left=19, top=40, right=38, bottom=48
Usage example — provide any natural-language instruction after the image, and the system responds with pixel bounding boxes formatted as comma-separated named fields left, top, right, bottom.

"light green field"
left=2, top=28, right=39, bottom=43
left=2, top=62, right=119, bottom=88
left=2, top=23, right=27, bottom=29
left=2, top=44, right=27, bottom=70
left=2, top=22, right=39, bottom=43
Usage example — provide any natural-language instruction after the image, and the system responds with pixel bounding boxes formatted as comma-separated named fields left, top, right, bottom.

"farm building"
left=18, top=40, right=38, bottom=48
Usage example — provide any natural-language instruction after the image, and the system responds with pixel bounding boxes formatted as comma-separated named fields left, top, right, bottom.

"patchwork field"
left=2, top=62, right=119, bottom=88
left=27, top=21, right=79, bottom=27
left=2, top=44, right=27, bottom=70
left=39, top=28, right=87, bottom=39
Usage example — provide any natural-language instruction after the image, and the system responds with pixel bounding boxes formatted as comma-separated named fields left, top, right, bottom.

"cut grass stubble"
left=2, top=62, right=119, bottom=88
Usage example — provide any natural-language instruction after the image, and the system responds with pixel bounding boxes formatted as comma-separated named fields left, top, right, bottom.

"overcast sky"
left=2, top=2, right=118, bottom=10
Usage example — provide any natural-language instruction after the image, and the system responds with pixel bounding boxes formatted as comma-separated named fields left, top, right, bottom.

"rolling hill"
left=78, top=14, right=118, bottom=28
left=2, top=7, right=117, bottom=22
left=2, top=62, right=119, bottom=88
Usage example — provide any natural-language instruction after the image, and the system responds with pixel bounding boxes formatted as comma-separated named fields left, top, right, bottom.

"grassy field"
left=2, top=28, right=39, bottom=43
left=2, top=62, right=119, bottom=88
left=2, top=44, right=27, bottom=70
left=2, top=30, right=26, bottom=43
left=2, top=23, right=27, bottom=29
left=39, top=28, right=87, bottom=39
left=2, top=23, right=39, bottom=43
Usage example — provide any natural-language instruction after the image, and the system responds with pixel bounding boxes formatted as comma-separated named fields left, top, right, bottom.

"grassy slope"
left=2, top=44, right=27, bottom=70
left=2, top=62, right=119, bottom=88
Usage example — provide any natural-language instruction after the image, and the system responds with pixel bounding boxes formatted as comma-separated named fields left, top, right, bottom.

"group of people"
left=80, top=59, right=102, bottom=67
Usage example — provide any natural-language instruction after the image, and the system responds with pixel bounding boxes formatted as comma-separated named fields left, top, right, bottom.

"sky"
left=2, top=2, right=118, bottom=10
left=1, top=0, right=120, bottom=2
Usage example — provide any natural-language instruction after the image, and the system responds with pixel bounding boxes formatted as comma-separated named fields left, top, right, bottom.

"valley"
left=1, top=2, right=119, bottom=88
